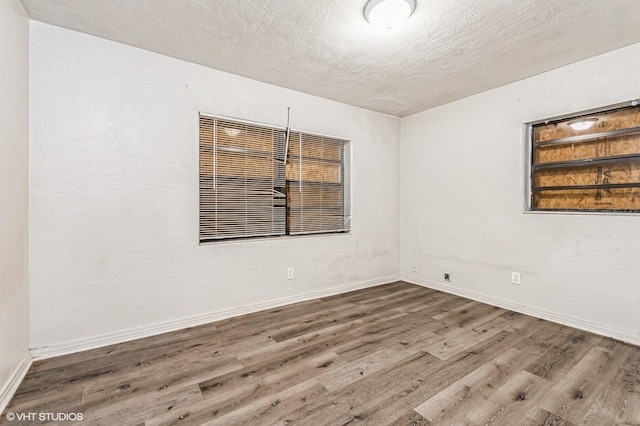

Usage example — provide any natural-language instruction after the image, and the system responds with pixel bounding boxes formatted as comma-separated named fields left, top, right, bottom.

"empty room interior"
left=2, top=0, right=640, bottom=424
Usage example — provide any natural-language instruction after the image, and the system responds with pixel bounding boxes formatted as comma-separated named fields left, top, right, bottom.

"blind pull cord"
left=283, top=107, right=291, bottom=165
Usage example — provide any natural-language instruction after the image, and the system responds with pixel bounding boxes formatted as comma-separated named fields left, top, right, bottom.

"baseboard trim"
left=31, top=275, right=399, bottom=360
left=402, top=275, right=640, bottom=347
left=0, top=353, right=32, bottom=414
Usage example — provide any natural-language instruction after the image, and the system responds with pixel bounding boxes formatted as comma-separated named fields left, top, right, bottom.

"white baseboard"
left=31, top=275, right=399, bottom=360
left=0, top=353, right=33, bottom=414
left=402, top=275, right=640, bottom=347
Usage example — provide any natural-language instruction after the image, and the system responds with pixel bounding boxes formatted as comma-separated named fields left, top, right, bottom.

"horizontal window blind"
left=287, top=132, right=351, bottom=235
left=199, top=116, right=286, bottom=241
left=199, top=113, right=351, bottom=242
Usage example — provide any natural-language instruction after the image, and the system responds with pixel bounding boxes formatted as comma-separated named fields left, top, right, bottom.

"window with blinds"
left=530, top=101, right=640, bottom=212
left=199, top=114, right=351, bottom=242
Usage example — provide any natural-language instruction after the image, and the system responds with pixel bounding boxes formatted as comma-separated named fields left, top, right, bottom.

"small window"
left=199, top=114, right=351, bottom=242
left=530, top=101, right=640, bottom=212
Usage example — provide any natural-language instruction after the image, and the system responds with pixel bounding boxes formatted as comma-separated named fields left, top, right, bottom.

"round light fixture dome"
left=223, top=127, right=241, bottom=137
left=568, top=118, right=598, bottom=131
left=364, top=0, right=416, bottom=30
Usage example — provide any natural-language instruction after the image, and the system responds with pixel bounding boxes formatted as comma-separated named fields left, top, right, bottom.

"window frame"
left=198, top=112, right=352, bottom=244
left=527, top=99, right=640, bottom=214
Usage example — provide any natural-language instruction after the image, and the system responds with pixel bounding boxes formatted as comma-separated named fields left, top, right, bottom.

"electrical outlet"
left=511, top=271, right=521, bottom=285
left=444, top=273, right=451, bottom=282
left=287, top=267, right=294, bottom=280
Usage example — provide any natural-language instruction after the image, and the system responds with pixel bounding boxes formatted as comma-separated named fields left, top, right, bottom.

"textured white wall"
left=0, top=0, right=30, bottom=404
left=29, top=22, right=400, bottom=350
left=401, top=41, right=640, bottom=345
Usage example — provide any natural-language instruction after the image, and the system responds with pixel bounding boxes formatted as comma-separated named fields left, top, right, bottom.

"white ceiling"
left=20, top=0, right=640, bottom=117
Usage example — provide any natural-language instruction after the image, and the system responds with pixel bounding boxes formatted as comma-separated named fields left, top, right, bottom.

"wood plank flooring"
left=2, top=282, right=639, bottom=425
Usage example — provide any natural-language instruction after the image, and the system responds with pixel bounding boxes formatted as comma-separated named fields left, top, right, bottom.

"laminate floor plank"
left=80, top=384, right=203, bottom=426
left=387, top=411, right=430, bottom=426
left=539, top=342, right=634, bottom=425
left=29, top=323, right=221, bottom=373
left=411, top=294, right=473, bottom=317
left=479, top=370, right=551, bottom=426
left=279, top=351, right=441, bottom=426
left=511, top=318, right=575, bottom=351
left=267, top=298, right=407, bottom=343
left=431, top=300, right=492, bottom=321
left=392, top=289, right=454, bottom=314
left=192, top=348, right=344, bottom=423
left=241, top=309, right=412, bottom=367
left=2, top=282, right=638, bottom=426
left=525, top=409, right=577, bottom=426
left=333, top=314, right=440, bottom=362
left=414, top=347, right=524, bottom=422
left=353, top=286, right=432, bottom=310
left=525, top=329, right=604, bottom=381
left=579, top=347, right=640, bottom=425
left=345, top=334, right=522, bottom=425
left=318, top=281, right=408, bottom=304
left=81, top=355, right=243, bottom=406
left=237, top=319, right=368, bottom=366
left=419, top=315, right=513, bottom=361
left=318, top=344, right=428, bottom=392
left=16, top=357, right=143, bottom=396
left=4, top=383, right=85, bottom=415
left=265, top=304, right=362, bottom=342
left=203, top=380, right=327, bottom=426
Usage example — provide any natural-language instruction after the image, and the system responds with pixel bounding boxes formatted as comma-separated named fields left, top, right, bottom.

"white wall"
left=0, top=0, right=30, bottom=409
left=401, top=42, right=640, bottom=345
left=29, top=22, right=400, bottom=352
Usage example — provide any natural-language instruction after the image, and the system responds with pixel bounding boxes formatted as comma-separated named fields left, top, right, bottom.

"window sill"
left=523, top=210, right=640, bottom=217
left=197, top=231, right=352, bottom=247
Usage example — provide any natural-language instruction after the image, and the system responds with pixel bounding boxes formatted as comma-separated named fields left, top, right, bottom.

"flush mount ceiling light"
left=364, top=0, right=416, bottom=30
left=223, top=127, right=241, bottom=137
left=567, top=118, right=598, bottom=131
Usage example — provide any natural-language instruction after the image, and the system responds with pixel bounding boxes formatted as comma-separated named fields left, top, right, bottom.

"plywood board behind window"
left=532, top=104, right=640, bottom=212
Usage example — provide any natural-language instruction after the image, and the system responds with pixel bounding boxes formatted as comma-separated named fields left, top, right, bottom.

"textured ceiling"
left=20, top=0, right=640, bottom=117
